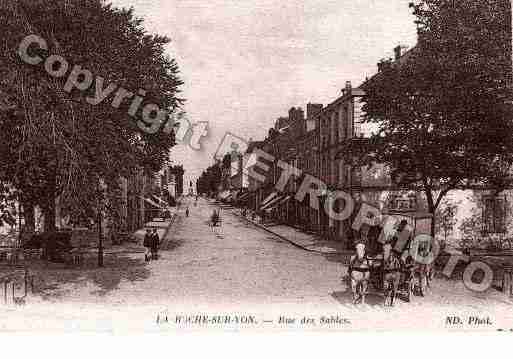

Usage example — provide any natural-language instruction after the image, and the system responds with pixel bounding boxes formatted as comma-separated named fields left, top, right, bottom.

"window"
left=483, top=196, right=507, bottom=234
left=338, top=160, right=345, bottom=186
left=340, top=107, right=347, bottom=140
left=331, top=157, right=336, bottom=185
left=353, top=97, right=365, bottom=137
left=387, top=193, right=416, bottom=211
left=331, top=112, right=338, bottom=145
left=345, top=166, right=351, bottom=186
left=324, top=157, right=329, bottom=182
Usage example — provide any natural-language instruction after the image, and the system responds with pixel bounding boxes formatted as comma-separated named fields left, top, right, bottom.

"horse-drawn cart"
left=209, top=210, right=222, bottom=229
left=349, top=208, right=434, bottom=306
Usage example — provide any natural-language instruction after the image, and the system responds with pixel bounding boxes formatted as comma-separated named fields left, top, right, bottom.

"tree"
left=196, top=162, right=223, bottom=196
left=435, top=197, right=459, bottom=243
left=0, top=0, right=183, bottom=231
left=341, top=0, right=513, bottom=237
left=169, top=165, right=184, bottom=197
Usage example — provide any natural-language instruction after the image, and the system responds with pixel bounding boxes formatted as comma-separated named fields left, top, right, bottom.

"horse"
left=348, top=243, right=372, bottom=305
left=382, top=243, right=402, bottom=306
left=413, top=263, right=433, bottom=297
left=402, top=239, right=434, bottom=297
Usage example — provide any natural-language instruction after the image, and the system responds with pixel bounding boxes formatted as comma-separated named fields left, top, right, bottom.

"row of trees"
left=0, top=0, right=183, bottom=232
left=170, top=165, right=185, bottom=198
left=196, top=153, right=234, bottom=195
left=342, top=0, right=513, bottom=237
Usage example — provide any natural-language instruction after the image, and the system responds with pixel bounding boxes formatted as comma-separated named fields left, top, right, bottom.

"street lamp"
left=97, top=180, right=104, bottom=267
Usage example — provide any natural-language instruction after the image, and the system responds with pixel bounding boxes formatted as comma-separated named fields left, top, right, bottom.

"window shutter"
left=483, top=197, right=493, bottom=234
left=495, top=197, right=507, bottom=233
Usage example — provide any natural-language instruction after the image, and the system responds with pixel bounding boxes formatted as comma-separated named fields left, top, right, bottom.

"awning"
left=278, top=195, right=292, bottom=205
left=152, top=195, right=169, bottom=207
left=263, top=197, right=283, bottom=212
left=263, top=195, right=290, bottom=212
left=218, top=191, right=231, bottom=200
left=260, top=194, right=283, bottom=211
left=260, top=192, right=279, bottom=208
left=230, top=191, right=240, bottom=201
left=237, top=192, right=250, bottom=202
left=142, top=197, right=164, bottom=209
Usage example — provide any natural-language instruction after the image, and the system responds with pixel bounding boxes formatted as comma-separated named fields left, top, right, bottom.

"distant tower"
left=188, top=180, right=194, bottom=196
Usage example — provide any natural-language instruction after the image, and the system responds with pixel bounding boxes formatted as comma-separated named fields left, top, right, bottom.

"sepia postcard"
left=1, top=0, right=513, bottom=334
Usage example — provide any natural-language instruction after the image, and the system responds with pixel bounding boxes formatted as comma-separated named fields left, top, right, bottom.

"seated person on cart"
left=348, top=240, right=372, bottom=304
left=211, top=210, right=220, bottom=226
left=391, top=219, right=411, bottom=256
left=380, top=242, right=403, bottom=306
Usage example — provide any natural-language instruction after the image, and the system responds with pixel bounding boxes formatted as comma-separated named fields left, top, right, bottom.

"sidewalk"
left=131, top=213, right=177, bottom=246
left=232, top=210, right=351, bottom=256
left=65, top=215, right=178, bottom=257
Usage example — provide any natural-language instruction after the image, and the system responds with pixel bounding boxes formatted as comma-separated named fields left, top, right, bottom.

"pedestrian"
left=216, top=209, right=221, bottom=225
left=151, top=228, right=160, bottom=260
left=211, top=209, right=218, bottom=227
left=143, top=228, right=152, bottom=261
left=186, top=207, right=190, bottom=217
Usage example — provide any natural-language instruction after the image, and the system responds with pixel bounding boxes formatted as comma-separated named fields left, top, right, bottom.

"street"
left=157, top=197, right=346, bottom=310
left=2, top=197, right=513, bottom=331
left=101, top=196, right=347, bottom=310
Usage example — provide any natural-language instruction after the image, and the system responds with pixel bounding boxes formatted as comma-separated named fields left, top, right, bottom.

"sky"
left=109, top=0, right=418, bottom=188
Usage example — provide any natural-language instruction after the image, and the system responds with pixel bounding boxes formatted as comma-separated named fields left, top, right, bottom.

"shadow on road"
left=164, top=240, right=183, bottom=252
left=323, top=253, right=352, bottom=264
left=331, top=290, right=385, bottom=307
left=32, top=253, right=151, bottom=300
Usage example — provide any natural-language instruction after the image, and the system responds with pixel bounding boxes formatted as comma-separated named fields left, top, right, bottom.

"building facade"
left=316, top=81, right=367, bottom=245
left=231, top=0, right=513, bottom=248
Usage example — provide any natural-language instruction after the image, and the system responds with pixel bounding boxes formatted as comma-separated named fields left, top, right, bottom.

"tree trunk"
left=42, top=169, right=57, bottom=232
left=22, top=199, right=35, bottom=233
left=43, top=199, right=56, bottom=232
left=430, top=214, right=436, bottom=239
left=424, top=188, right=436, bottom=239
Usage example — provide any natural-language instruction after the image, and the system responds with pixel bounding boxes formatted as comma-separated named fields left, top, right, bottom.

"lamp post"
left=97, top=180, right=104, bottom=267
left=98, top=207, right=103, bottom=267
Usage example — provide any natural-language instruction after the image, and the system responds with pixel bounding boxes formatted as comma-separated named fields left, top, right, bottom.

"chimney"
left=394, top=46, right=401, bottom=61
left=289, top=107, right=304, bottom=124
left=394, top=45, right=408, bottom=61
left=345, top=81, right=352, bottom=92
left=377, top=58, right=393, bottom=72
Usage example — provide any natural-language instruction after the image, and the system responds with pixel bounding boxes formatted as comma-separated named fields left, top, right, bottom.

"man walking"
left=143, top=228, right=152, bottom=261
left=151, top=228, right=160, bottom=260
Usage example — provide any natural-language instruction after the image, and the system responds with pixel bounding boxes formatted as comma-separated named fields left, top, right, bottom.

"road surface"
left=3, top=197, right=513, bottom=331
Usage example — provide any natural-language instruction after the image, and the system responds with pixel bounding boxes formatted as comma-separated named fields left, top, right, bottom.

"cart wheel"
left=354, top=282, right=364, bottom=305
left=383, top=282, right=393, bottom=306
left=406, top=282, right=413, bottom=302
left=419, top=273, right=428, bottom=296
left=387, top=288, right=396, bottom=307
